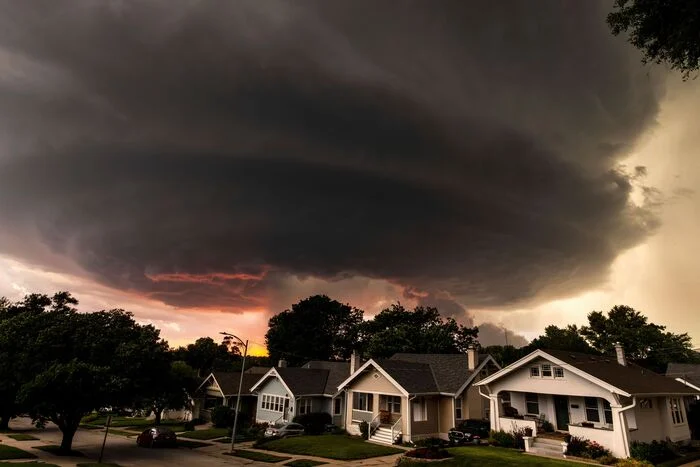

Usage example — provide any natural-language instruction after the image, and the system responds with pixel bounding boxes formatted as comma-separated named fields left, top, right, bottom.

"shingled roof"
left=211, top=372, right=264, bottom=396
left=533, top=350, right=698, bottom=396
left=666, top=363, right=700, bottom=389
left=390, top=353, right=490, bottom=394
left=301, top=361, right=350, bottom=394
left=253, top=361, right=351, bottom=397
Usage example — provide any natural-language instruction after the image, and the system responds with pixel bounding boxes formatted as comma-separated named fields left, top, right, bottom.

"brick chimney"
left=350, top=350, right=361, bottom=375
left=614, top=343, right=626, bottom=366
left=467, top=345, right=477, bottom=371
left=278, top=359, right=287, bottom=368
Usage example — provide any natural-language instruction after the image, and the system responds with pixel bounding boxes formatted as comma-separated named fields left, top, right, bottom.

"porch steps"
left=531, top=436, right=565, bottom=457
left=370, top=427, right=400, bottom=445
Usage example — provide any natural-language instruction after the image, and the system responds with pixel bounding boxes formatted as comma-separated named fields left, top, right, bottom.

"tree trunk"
left=59, top=422, right=78, bottom=453
left=0, top=416, right=10, bottom=431
left=154, top=408, right=162, bottom=426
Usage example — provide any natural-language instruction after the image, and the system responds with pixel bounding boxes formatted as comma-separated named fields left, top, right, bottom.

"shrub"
left=614, top=459, right=654, bottom=467
left=359, top=421, right=369, bottom=440
left=512, top=427, right=531, bottom=450
left=541, top=420, right=555, bottom=433
left=586, top=441, right=611, bottom=459
left=414, top=437, right=447, bottom=448
left=246, top=422, right=269, bottom=439
left=489, top=430, right=516, bottom=448
left=564, top=436, right=588, bottom=457
left=597, top=454, right=618, bottom=465
left=210, top=406, right=236, bottom=428
left=630, top=440, right=677, bottom=465
left=292, top=412, right=332, bottom=435
left=405, top=447, right=451, bottom=459
left=82, top=413, right=101, bottom=423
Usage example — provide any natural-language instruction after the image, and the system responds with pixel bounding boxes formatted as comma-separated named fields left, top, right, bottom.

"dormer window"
left=530, top=367, right=540, bottom=377
left=529, top=363, right=564, bottom=379
left=541, top=364, right=553, bottom=377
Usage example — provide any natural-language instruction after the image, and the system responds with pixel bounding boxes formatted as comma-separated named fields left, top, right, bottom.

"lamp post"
left=220, top=331, right=249, bottom=454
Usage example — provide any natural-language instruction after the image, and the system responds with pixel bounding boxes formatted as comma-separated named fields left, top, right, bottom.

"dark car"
left=264, top=422, right=305, bottom=438
left=448, top=419, right=490, bottom=445
left=136, top=427, right=178, bottom=448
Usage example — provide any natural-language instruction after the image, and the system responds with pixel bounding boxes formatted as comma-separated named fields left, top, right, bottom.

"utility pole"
left=220, top=332, right=249, bottom=454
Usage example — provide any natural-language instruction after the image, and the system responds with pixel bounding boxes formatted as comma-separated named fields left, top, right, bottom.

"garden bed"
left=226, top=449, right=292, bottom=463
left=259, top=434, right=403, bottom=460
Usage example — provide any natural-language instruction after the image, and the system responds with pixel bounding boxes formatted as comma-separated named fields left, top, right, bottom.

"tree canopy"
left=265, top=295, right=363, bottom=366
left=526, top=325, right=595, bottom=354
left=607, top=0, right=700, bottom=79
left=172, top=336, right=240, bottom=376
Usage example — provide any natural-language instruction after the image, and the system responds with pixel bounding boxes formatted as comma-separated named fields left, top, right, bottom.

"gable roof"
left=337, top=353, right=497, bottom=396
left=250, top=361, right=351, bottom=397
left=478, top=349, right=699, bottom=396
left=301, top=361, right=350, bottom=394
left=666, top=363, right=700, bottom=390
left=212, top=372, right=262, bottom=396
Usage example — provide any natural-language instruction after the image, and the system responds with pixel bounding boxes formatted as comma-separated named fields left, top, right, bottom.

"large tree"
left=607, top=0, right=700, bottom=79
left=526, top=325, right=596, bottom=354
left=265, top=295, right=363, bottom=366
left=1, top=292, right=171, bottom=452
left=361, top=304, right=479, bottom=358
left=580, top=305, right=699, bottom=373
left=140, top=360, right=199, bottom=425
left=172, top=337, right=240, bottom=376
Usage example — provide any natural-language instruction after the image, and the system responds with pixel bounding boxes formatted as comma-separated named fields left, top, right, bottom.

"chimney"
left=278, top=359, right=287, bottom=368
left=350, top=350, right=360, bottom=375
left=467, top=345, right=477, bottom=371
left=614, top=343, right=626, bottom=366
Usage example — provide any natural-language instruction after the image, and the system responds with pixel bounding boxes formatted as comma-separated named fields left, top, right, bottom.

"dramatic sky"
left=1, top=0, right=698, bottom=354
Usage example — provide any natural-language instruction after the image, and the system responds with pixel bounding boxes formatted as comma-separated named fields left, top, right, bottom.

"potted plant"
left=581, top=422, right=594, bottom=428
left=380, top=410, right=392, bottom=424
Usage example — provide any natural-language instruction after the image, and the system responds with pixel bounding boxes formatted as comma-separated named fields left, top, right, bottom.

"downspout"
left=407, top=395, right=416, bottom=442
left=478, top=386, right=497, bottom=431
left=617, top=396, right=636, bottom=459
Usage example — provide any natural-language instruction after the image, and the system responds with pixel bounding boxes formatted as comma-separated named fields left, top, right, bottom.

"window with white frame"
left=455, top=397, right=463, bottom=420
left=261, top=394, right=288, bottom=413
left=333, top=398, right=342, bottom=415
left=500, top=391, right=511, bottom=409
left=530, top=366, right=540, bottom=377
left=554, top=367, right=564, bottom=378
left=639, top=398, right=653, bottom=410
left=525, top=393, right=539, bottom=415
left=541, top=364, right=553, bottom=377
left=412, top=398, right=428, bottom=422
left=299, top=398, right=312, bottom=415
left=603, top=400, right=613, bottom=424
left=386, top=396, right=401, bottom=414
left=585, top=397, right=600, bottom=422
left=353, top=392, right=373, bottom=412
left=670, top=398, right=685, bottom=425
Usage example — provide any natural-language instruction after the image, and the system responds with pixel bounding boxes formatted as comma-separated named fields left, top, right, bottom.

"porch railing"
left=351, top=410, right=374, bottom=423
left=369, top=412, right=381, bottom=437
left=391, top=416, right=402, bottom=443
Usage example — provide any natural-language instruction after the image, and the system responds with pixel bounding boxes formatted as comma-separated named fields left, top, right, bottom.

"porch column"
left=490, top=395, right=500, bottom=431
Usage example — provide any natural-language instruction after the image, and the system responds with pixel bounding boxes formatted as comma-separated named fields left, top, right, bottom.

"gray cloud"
left=0, top=1, right=664, bottom=312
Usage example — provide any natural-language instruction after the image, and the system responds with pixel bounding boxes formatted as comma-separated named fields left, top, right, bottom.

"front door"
left=553, top=396, right=569, bottom=431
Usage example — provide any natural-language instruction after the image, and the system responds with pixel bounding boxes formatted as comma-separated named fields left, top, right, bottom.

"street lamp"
left=220, top=331, right=249, bottom=454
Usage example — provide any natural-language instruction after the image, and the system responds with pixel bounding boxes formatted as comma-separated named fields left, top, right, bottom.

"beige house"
left=476, top=347, right=699, bottom=459
left=337, top=347, right=500, bottom=444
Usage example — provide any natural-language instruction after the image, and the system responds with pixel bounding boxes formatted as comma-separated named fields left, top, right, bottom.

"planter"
left=581, top=422, right=594, bottom=428
left=380, top=410, right=392, bottom=424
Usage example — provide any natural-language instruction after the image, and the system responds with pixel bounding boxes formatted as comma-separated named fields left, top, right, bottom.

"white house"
left=476, top=346, right=699, bottom=459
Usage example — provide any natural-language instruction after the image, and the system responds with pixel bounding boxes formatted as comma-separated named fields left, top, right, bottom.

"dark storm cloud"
left=0, top=0, right=663, bottom=311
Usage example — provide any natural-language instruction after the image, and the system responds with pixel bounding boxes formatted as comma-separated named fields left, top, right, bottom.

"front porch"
left=350, top=393, right=405, bottom=444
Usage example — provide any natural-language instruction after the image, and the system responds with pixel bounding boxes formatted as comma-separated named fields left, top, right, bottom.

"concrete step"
left=531, top=444, right=565, bottom=457
left=534, top=437, right=566, bottom=447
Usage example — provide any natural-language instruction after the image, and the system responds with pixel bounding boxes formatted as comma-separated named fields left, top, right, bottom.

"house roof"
left=211, top=372, right=262, bottom=396
left=301, top=361, right=350, bottom=394
left=389, top=353, right=490, bottom=394
left=375, top=359, right=440, bottom=393
left=478, top=349, right=699, bottom=396
left=245, top=366, right=272, bottom=374
left=666, top=363, right=700, bottom=390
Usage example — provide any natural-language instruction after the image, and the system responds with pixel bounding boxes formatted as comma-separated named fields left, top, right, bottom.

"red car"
left=136, top=427, right=178, bottom=448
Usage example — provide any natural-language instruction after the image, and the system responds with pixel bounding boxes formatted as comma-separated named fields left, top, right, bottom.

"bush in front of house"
left=630, top=440, right=677, bottom=465
left=596, top=454, right=618, bottom=465
left=359, top=421, right=369, bottom=440
left=564, top=435, right=611, bottom=460
left=210, top=406, right=236, bottom=428
left=541, top=420, right=555, bottom=432
left=488, top=430, right=516, bottom=448
left=414, top=437, right=448, bottom=448
left=183, top=417, right=205, bottom=431
left=405, top=446, right=451, bottom=460
left=292, top=412, right=332, bottom=435
left=613, top=459, right=654, bottom=467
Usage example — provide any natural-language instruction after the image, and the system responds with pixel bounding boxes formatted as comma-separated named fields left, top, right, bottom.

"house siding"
left=411, top=396, right=440, bottom=438
left=439, top=396, right=454, bottom=434
left=351, top=370, right=403, bottom=395
left=256, top=377, right=292, bottom=424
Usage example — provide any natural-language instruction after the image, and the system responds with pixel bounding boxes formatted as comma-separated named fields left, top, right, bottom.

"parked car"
left=136, top=427, right=178, bottom=448
left=449, top=419, right=490, bottom=445
left=264, top=422, right=305, bottom=438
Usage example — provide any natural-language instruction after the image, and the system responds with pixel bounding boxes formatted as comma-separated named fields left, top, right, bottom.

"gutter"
left=617, top=396, right=636, bottom=459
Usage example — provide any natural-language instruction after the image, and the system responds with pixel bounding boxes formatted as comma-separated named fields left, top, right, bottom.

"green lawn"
left=6, top=434, right=40, bottom=441
left=0, top=463, right=58, bottom=466
left=260, top=435, right=404, bottom=460
left=226, top=449, right=292, bottom=463
left=284, top=460, right=327, bottom=467
left=32, top=445, right=84, bottom=457
left=77, top=464, right=123, bottom=467
left=81, top=416, right=184, bottom=431
left=0, top=444, right=37, bottom=460
left=658, top=451, right=700, bottom=467
left=178, top=428, right=229, bottom=440
left=177, top=439, right=209, bottom=449
left=399, top=447, right=584, bottom=467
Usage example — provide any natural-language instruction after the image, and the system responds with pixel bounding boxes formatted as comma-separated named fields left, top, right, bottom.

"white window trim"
left=529, top=363, right=563, bottom=379
left=352, top=392, right=373, bottom=412
left=260, top=393, right=289, bottom=413
left=525, top=393, right=539, bottom=415
left=584, top=397, right=601, bottom=423
left=529, top=366, right=540, bottom=378
left=333, top=397, right=342, bottom=416
left=669, top=397, right=685, bottom=425
left=298, top=398, right=312, bottom=415
left=554, top=367, right=565, bottom=379
left=455, top=397, right=463, bottom=420
left=412, top=398, right=428, bottom=422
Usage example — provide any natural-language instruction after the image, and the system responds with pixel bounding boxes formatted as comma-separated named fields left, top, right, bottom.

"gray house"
left=192, top=368, right=269, bottom=423
left=250, top=360, right=350, bottom=426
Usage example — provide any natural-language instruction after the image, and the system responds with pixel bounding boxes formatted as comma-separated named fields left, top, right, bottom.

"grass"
left=178, top=428, right=229, bottom=440
left=81, top=416, right=184, bottom=431
left=77, top=464, right=123, bottom=467
left=0, top=463, right=58, bottom=466
left=0, top=444, right=38, bottom=459
left=259, top=435, right=403, bottom=460
left=658, top=451, right=700, bottom=467
left=284, top=460, right=327, bottom=467
left=398, top=446, right=583, bottom=467
left=32, top=445, right=84, bottom=457
left=105, top=429, right=137, bottom=437
left=6, top=434, right=40, bottom=441
left=226, top=449, right=292, bottom=463
left=177, top=439, right=209, bottom=449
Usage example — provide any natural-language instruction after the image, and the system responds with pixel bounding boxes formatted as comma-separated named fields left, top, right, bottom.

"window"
left=603, top=400, right=613, bottom=425
left=299, top=398, right=312, bottom=415
left=455, top=397, right=463, bottom=420
left=541, top=364, right=553, bottom=378
left=386, top=396, right=401, bottom=414
left=412, top=398, right=427, bottom=422
left=530, top=367, right=540, bottom=377
left=639, top=399, right=653, bottom=410
left=670, top=398, right=685, bottom=425
left=500, top=391, right=511, bottom=409
left=353, top=392, right=373, bottom=412
left=554, top=367, right=564, bottom=378
left=261, top=394, right=288, bottom=413
left=585, top=397, right=600, bottom=423
left=333, top=398, right=342, bottom=415
left=525, top=393, right=539, bottom=415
